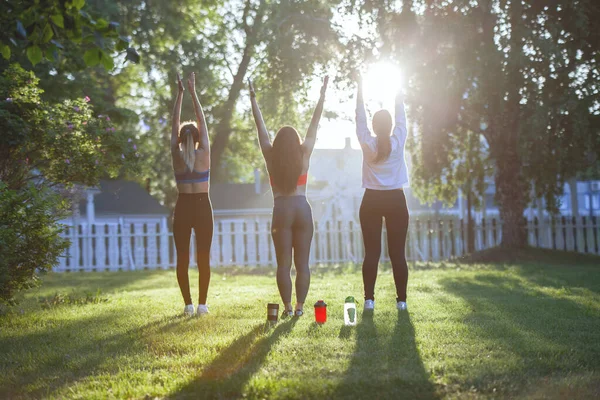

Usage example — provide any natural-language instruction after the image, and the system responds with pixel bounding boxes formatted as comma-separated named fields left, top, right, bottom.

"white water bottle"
left=344, top=296, right=357, bottom=326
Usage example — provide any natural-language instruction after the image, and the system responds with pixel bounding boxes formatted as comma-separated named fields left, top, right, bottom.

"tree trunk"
left=210, top=0, right=267, bottom=181
left=485, top=0, right=529, bottom=249
left=467, top=189, right=475, bottom=253
left=495, top=141, right=528, bottom=248
left=568, top=177, right=579, bottom=218
left=210, top=44, right=254, bottom=181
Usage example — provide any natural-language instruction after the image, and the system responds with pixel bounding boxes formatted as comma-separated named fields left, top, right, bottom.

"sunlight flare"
left=363, top=62, right=404, bottom=110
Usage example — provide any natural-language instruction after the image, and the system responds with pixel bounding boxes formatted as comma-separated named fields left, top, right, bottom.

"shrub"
left=0, top=64, right=138, bottom=304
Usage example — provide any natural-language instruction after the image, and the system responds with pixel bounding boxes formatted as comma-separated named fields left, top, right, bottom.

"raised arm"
left=303, top=75, right=329, bottom=154
left=393, top=89, right=407, bottom=143
left=355, top=75, right=372, bottom=145
left=187, top=72, right=210, bottom=154
left=171, top=73, right=184, bottom=152
left=248, top=79, right=272, bottom=158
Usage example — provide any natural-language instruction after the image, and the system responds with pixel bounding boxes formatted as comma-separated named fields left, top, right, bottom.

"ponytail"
left=372, top=109, right=393, bottom=163
left=181, top=133, right=196, bottom=171
left=374, top=135, right=391, bottom=163
left=179, top=122, right=199, bottom=171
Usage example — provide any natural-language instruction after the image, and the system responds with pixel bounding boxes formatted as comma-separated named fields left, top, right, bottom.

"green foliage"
left=0, top=182, right=69, bottom=305
left=0, top=64, right=139, bottom=188
left=0, top=64, right=139, bottom=304
left=0, top=0, right=139, bottom=69
left=25, top=45, right=42, bottom=66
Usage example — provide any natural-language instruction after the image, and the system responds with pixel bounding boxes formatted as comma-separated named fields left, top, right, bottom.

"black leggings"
left=359, top=189, right=409, bottom=302
left=271, top=195, right=314, bottom=306
left=173, top=193, right=213, bottom=305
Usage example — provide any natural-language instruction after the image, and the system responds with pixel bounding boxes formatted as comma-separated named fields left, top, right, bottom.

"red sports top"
left=269, top=173, right=308, bottom=187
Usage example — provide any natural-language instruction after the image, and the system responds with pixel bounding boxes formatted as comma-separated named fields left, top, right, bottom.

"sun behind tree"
left=363, top=61, right=404, bottom=110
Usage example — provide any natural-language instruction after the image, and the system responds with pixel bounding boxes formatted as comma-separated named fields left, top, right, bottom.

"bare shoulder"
left=195, top=149, right=210, bottom=169
left=261, top=146, right=272, bottom=160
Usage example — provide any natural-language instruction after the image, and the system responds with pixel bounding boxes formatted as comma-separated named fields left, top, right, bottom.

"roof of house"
left=79, top=180, right=169, bottom=216
left=209, top=183, right=274, bottom=210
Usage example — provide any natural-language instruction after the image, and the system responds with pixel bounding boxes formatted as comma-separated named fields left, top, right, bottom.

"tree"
left=0, top=0, right=138, bottom=69
left=0, top=0, right=141, bottom=304
left=210, top=0, right=342, bottom=181
left=99, top=0, right=343, bottom=207
left=354, top=0, right=600, bottom=248
left=0, top=64, right=138, bottom=304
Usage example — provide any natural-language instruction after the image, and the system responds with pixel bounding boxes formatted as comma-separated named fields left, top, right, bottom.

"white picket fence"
left=54, top=216, right=600, bottom=272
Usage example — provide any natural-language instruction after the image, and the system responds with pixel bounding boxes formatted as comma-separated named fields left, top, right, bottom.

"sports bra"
left=175, top=168, right=210, bottom=184
left=269, top=173, right=308, bottom=187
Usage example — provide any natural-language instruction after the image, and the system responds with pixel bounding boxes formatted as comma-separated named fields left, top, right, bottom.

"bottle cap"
left=314, top=300, right=327, bottom=307
left=345, top=296, right=355, bottom=303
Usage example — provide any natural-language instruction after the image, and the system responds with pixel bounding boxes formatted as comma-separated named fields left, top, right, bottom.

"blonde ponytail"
left=181, top=133, right=196, bottom=171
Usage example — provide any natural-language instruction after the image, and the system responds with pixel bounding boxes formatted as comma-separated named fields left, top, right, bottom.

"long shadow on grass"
left=0, top=312, right=184, bottom=398
left=334, top=312, right=438, bottom=399
left=34, top=268, right=174, bottom=299
left=456, top=248, right=600, bottom=294
left=171, top=318, right=298, bottom=399
left=439, top=272, right=600, bottom=395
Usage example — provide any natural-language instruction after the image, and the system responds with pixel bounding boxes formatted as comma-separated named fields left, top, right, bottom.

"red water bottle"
left=314, top=300, right=327, bottom=324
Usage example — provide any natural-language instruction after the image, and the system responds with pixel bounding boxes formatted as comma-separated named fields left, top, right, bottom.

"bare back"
left=172, top=146, right=210, bottom=194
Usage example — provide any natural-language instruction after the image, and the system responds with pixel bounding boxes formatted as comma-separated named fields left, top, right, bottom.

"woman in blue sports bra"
left=248, top=76, right=328, bottom=317
left=171, top=72, right=213, bottom=317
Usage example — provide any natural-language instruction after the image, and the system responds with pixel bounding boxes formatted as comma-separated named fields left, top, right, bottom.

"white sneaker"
left=397, top=301, right=407, bottom=311
left=197, top=304, right=209, bottom=316
left=364, top=300, right=375, bottom=311
left=183, top=304, right=195, bottom=317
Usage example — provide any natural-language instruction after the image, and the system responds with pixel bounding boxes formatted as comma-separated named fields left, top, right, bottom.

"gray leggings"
left=271, top=195, right=314, bottom=305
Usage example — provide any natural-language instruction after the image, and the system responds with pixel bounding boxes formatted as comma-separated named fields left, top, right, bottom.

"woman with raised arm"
left=355, top=75, right=410, bottom=312
left=171, top=72, right=213, bottom=317
left=249, top=76, right=328, bottom=317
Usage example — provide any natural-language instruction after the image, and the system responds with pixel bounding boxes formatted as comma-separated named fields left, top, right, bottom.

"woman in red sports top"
left=248, top=76, right=328, bottom=317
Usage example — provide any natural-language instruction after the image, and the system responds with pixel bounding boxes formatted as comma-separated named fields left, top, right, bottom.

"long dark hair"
left=270, top=126, right=303, bottom=194
left=372, top=109, right=393, bottom=163
left=179, top=122, right=200, bottom=171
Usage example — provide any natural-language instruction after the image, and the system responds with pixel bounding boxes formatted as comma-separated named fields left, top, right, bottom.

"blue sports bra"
left=175, top=168, right=210, bottom=184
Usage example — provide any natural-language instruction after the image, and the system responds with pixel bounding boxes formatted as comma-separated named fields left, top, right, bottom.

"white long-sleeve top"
left=356, top=92, right=409, bottom=190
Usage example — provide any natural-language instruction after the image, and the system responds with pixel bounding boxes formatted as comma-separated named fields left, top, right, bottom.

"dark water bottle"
left=267, top=303, right=279, bottom=324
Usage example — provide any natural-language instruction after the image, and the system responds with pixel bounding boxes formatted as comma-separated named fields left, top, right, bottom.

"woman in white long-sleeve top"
left=355, top=76, right=410, bottom=312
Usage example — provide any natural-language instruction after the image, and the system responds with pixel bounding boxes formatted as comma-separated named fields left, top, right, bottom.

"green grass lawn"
left=1, top=249, right=599, bottom=399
